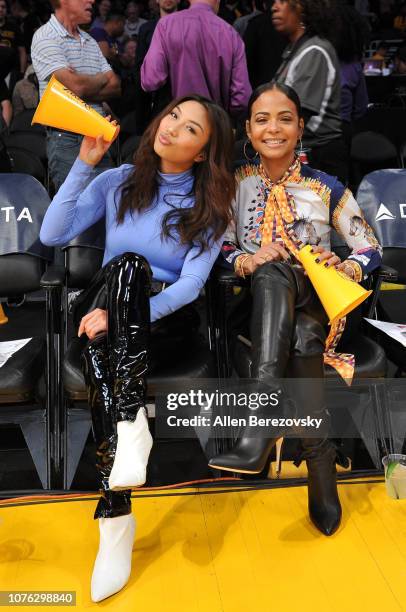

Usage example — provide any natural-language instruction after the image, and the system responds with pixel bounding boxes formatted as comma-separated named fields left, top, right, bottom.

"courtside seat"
left=45, top=223, right=216, bottom=488
left=62, top=335, right=215, bottom=401
left=231, top=333, right=387, bottom=381
left=0, top=337, right=45, bottom=403
left=0, top=176, right=53, bottom=489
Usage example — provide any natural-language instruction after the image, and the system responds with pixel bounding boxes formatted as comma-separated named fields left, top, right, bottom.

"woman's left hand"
left=310, top=245, right=341, bottom=268
left=78, top=308, right=108, bottom=340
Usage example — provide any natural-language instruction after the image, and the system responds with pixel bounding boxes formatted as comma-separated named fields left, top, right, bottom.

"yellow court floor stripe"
left=1, top=483, right=406, bottom=612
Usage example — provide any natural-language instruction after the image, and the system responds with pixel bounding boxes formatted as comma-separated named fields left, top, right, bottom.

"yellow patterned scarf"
left=258, top=159, right=355, bottom=384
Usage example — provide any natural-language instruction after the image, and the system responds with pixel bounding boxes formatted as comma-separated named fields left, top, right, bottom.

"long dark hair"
left=247, top=81, right=304, bottom=121
left=290, top=0, right=337, bottom=42
left=117, top=95, right=235, bottom=255
left=334, top=4, right=368, bottom=62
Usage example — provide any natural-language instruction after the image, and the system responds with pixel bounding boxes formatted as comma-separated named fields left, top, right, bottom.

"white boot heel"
left=91, top=513, right=136, bottom=602
left=109, top=408, right=153, bottom=490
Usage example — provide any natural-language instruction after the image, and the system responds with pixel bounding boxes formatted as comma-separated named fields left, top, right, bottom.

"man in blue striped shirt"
left=31, top=0, right=121, bottom=190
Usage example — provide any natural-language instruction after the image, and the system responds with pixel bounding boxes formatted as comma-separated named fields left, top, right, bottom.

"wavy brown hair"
left=117, top=95, right=235, bottom=255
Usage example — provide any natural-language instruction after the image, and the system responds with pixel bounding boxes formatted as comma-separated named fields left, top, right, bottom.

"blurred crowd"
left=1, top=0, right=406, bottom=181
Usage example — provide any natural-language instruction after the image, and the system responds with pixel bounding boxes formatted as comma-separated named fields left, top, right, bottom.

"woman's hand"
left=249, top=243, right=290, bottom=274
left=336, top=261, right=356, bottom=280
left=79, top=116, right=120, bottom=167
left=78, top=308, right=108, bottom=340
left=309, top=245, right=341, bottom=268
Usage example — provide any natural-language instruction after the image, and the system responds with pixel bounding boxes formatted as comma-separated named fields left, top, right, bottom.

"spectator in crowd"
left=0, top=0, right=27, bottom=81
left=142, top=0, right=161, bottom=19
left=11, top=63, right=39, bottom=115
left=137, top=0, right=180, bottom=65
left=379, top=0, right=395, bottom=27
left=91, top=0, right=111, bottom=30
left=90, top=12, right=126, bottom=62
left=219, top=0, right=242, bottom=24
left=244, top=0, right=287, bottom=89
left=0, top=78, right=12, bottom=130
left=335, top=3, right=369, bottom=150
left=234, top=0, right=262, bottom=38
left=10, top=0, right=42, bottom=56
left=272, top=0, right=348, bottom=184
left=31, top=0, right=120, bottom=190
left=109, top=37, right=138, bottom=116
left=121, top=37, right=137, bottom=71
left=124, top=1, right=146, bottom=38
left=141, top=0, right=252, bottom=119
left=394, top=44, right=406, bottom=73
left=134, top=0, right=180, bottom=133
left=393, top=2, right=406, bottom=32
left=372, top=41, right=388, bottom=60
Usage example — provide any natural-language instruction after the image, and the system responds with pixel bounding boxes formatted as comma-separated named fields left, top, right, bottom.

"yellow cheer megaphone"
left=0, top=304, right=8, bottom=325
left=31, top=75, right=117, bottom=142
left=297, top=244, right=372, bottom=324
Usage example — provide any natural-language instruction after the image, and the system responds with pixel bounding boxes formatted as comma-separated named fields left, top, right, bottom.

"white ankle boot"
left=91, top=513, right=136, bottom=602
left=109, top=408, right=153, bottom=490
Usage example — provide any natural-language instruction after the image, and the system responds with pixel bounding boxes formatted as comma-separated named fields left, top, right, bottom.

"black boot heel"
left=208, top=435, right=283, bottom=474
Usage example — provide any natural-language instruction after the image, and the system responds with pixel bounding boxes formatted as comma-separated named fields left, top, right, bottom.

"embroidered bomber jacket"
left=221, top=162, right=382, bottom=281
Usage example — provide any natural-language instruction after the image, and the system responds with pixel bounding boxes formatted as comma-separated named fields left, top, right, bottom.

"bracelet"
left=342, top=260, right=363, bottom=282
left=234, top=254, right=252, bottom=279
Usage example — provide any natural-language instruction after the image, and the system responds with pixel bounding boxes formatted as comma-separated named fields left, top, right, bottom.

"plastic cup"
left=382, top=454, right=406, bottom=499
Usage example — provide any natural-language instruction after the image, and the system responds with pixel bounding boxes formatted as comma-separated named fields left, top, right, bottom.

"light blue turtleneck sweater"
left=40, top=158, right=222, bottom=322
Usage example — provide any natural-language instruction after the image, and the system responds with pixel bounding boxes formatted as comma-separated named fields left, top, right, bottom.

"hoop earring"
left=244, top=140, right=259, bottom=162
left=296, top=138, right=303, bottom=156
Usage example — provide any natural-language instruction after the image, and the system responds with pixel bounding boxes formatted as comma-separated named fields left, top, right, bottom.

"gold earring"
left=244, top=140, right=259, bottom=162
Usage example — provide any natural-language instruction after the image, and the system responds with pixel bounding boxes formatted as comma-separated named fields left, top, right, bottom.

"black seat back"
left=63, top=220, right=105, bottom=288
left=356, top=169, right=406, bottom=283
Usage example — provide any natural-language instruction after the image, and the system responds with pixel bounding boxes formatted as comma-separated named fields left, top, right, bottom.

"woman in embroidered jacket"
left=208, top=82, right=382, bottom=536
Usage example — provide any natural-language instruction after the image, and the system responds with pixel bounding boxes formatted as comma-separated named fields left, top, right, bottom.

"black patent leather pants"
left=80, top=252, right=152, bottom=518
left=78, top=252, right=200, bottom=518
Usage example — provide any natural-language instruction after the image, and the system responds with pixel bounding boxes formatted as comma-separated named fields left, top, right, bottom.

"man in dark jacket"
left=244, top=5, right=287, bottom=88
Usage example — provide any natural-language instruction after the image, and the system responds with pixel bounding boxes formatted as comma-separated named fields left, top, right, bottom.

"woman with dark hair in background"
left=209, top=81, right=382, bottom=536
left=91, top=0, right=112, bottom=30
left=272, top=0, right=349, bottom=184
left=335, top=3, right=369, bottom=150
left=40, top=95, right=235, bottom=602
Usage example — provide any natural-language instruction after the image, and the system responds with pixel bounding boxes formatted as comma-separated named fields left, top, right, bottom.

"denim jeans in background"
left=46, top=130, right=115, bottom=192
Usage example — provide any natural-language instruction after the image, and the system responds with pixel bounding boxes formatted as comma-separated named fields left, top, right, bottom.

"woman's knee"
left=252, top=261, right=296, bottom=288
left=104, top=252, right=152, bottom=282
left=292, top=312, right=326, bottom=358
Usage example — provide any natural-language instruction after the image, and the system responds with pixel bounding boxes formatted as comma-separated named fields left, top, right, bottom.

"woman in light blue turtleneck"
left=40, top=95, right=235, bottom=602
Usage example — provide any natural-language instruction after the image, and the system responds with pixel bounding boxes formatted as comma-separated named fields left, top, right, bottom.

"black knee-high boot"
left=81, top=334, right=132, bottom=519
left=209, top=263, right=298, bottom=473
left=105, top=253, right=152, bottom=422
left=289, top=355, right=342, bottom=537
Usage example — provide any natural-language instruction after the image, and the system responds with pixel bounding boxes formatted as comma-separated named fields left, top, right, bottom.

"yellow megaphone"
left=297, top=244, right=372, bottom=324
left=0, top=304, right=8, bottom=325
left=31, top=75, right=117, bottom=142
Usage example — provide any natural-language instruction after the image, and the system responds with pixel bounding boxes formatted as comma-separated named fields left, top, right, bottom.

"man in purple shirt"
left=141, top=0, right=252, bottom=118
